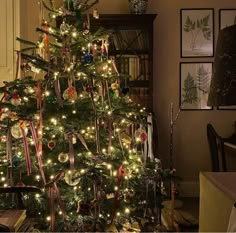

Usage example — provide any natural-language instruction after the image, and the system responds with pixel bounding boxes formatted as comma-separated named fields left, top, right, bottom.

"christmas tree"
left=0, top=0, right=173, bottom=231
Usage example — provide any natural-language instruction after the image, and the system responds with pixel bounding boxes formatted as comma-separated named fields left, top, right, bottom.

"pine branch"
left=21, top=47, right=38, bottom=53
left=21, top=53, right=51, bottom=73
left=82, top=0, right=99, bottom=11
left=36, top=28, right=62, bottom=41
left=16, top=37, right=37, bottom=47
left=42, top=0, right=58, bottom=13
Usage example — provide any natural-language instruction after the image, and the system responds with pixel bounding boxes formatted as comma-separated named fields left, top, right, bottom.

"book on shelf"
left=0, top=209, right=26, bottom=232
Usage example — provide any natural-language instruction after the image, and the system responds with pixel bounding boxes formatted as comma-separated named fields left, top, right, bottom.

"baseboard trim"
left=178, top=181, right=199, bottom=197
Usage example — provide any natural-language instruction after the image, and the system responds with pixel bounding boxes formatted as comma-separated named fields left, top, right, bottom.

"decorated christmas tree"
left=0, top=0, right=173, bottom=231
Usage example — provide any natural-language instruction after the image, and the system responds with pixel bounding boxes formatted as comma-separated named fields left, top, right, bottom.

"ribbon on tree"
left=147, top=114, right=154, bottom=161
left=110, top=164, right=124, bottom=224
left=35, top=82, right=42, bottom=109
left=36, top=81, right=45, bottom=183
left=42, top=20, right=49, bottom=54
left=53, top=79, right=63, bottom=107
left=29, top=120, right=46, bottom=185
left=6, top=127, right=13, bottom=186
left=45, top=172, right=70, bottom=232
left=15, top=51, right=21, bottom=80
left=20, top=121, right=31, bottom=176
left=76, top=133, right=90, bottom=152
left=68, top=133, right=75, bottom=170
left=108, top=117, right=112, bottom=155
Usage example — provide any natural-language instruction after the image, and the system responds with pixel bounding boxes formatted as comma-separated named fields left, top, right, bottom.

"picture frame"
left=219, top=9, right=236, bottom=30
left=180, top=62, right=213, bottom=110
left=217, top=9, right=236, bottom=110
left=217, top=106, right=236, bottom=110
left=180, top=8, right=214, bottom=57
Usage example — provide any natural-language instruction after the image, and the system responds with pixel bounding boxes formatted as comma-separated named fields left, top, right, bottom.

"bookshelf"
left=90, top=14, right=157, bottom=111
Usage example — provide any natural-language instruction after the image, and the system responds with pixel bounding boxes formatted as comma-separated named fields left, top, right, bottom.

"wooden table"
left=199, top=172, right=236, bottom=232
left=224, top=142, right=236, bottom=171
left=224, top=142, right=236, bottom=153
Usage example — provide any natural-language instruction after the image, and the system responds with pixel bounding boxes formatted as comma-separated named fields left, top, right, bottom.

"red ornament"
left=85, top=84, right=92, bottom=93
left=10, top=94, right=21, bottom=106
left=48, top=140, right=56, bottom=150
left=135, top=128, right=147, bottom=143
left=140, top=131, right=147, bottom=142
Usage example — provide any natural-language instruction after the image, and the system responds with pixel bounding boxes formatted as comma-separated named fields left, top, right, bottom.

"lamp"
left=207, top=24, right=236, bottom=106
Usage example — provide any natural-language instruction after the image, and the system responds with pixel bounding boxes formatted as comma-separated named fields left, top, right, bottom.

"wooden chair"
left=206, top=123, right=227, bottom=172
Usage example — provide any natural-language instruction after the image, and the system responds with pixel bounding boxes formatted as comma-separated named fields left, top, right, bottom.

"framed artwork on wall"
left=219, top=9, right=236, bottom=30
left=180, top=62, right=213, bottom=110
left=217, top=106, right=236, bottom=110
left=180, top=8, right=214, bottom=58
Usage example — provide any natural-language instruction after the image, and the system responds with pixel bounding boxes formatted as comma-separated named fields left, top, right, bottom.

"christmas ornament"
left=58, top=152, right=69, bottom=163
left=60, top=21, right=71, bottom=35
left=63, top=86, right=78, bottom=101
left=64, top=170, right=80, bottom=186
left=10, top=94, right=21, bottom=106
left=11, top=122, right=28, bottom=139
left=135, top=128, right=147, bottom=143
left=84, top=53, right=93, bottom=64
left=46, top=94, right=57, bottom=104
left=85, top=84, right=92, bottom=93
left=12, top=155, right=21, bottom=167
left=111, top=82, right=119, bottom=90
left=48, top=140, right=56, bottom=150
left=93, top=9, right=99, bottom=19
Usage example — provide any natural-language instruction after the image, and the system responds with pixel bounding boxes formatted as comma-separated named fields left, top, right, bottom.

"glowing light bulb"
left=80, top=169, right=85, bottom=174
left=125, top=208, right=130, bottom=214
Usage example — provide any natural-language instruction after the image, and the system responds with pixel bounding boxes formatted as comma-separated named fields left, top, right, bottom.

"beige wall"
left=149, top=0, right=236, bottom=195
left=22, top=0, right=236, bottom=196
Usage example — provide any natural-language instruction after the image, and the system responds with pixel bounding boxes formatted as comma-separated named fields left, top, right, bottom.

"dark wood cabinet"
left=90, top=14, right=157, bottom=111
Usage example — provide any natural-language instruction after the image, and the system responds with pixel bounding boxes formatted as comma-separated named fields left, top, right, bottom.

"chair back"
left=207, top=123, right=227, bottom=172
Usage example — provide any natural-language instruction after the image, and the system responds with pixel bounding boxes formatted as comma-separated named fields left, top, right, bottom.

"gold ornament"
left=11, top=122, right=28, bottom=139
left=64, top=170, right=80, bottom=186
left=111, top=82, right=119, bottom=90
left=58, top=152, right=69, bottom=163
left=63, top=86, right=77, bottom=101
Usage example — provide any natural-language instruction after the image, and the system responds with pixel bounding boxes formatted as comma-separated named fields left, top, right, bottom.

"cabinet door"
left=0, top=0, right=16, bottom=85
left=91, top=14, right=157, bottom=111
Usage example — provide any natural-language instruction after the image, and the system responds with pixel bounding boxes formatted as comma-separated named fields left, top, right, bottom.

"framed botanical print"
left=180, top=62, right=213, bottom=110
left=219, top=9, right=236, bottom=30
left=180, top=8, right=214, bottom=57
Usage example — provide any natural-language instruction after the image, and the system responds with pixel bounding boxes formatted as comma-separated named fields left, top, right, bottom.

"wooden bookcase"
left=90, top=14, right=157, bottom=111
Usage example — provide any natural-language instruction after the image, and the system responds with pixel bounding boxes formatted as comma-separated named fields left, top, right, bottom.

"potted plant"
left=129, top=0, right=148, bottom=14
